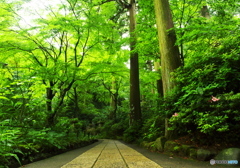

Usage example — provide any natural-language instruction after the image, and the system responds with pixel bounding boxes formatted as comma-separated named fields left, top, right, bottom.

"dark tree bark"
left=200, top=6, right=210, bottom=19
left=46, top=81, right=56, bottom=115
left=154, top=61, right=164, bottom=97
left=47, top=79, right=75, bottom=126
left=129, top=0, right=141, bottom=125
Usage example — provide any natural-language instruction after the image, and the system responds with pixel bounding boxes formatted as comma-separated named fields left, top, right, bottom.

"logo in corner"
left=210, top=159, right=216, bottom=165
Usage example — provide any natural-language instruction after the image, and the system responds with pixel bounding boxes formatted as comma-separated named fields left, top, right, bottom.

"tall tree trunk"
left=153, top=0, right=182, bottom=96
left=129, top=0, right=141, bottom=125
left=153, top=0, right=182, bottom=139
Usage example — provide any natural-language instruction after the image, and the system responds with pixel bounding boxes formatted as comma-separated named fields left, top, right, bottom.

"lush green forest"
left=0, top=0, right=240, bottom=167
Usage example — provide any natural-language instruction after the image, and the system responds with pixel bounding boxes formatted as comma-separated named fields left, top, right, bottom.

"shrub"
left=167, top=40, right=240, bottom=145
left=123, top=123, right=142, bottom=143
left=142, top=116, right=164, bottom=142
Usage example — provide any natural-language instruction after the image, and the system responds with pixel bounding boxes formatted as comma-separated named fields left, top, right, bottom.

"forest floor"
left=20, top=139, right=231, bottom=168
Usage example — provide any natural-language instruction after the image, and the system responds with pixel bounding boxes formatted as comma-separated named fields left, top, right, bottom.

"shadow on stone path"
left=22, top=139, right=235, bottom=168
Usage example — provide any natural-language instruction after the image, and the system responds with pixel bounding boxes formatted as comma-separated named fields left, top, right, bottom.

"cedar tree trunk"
left=129, top=0, right=141, bottom=125
left=153, top=0, right=182, bottom=138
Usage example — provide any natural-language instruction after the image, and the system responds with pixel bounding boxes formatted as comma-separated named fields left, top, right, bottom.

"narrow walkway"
left=61, top=139, right=162, bottom=168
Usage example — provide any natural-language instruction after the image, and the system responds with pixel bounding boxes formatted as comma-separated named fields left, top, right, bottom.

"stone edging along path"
left=141, top=136, right=240, bottom=166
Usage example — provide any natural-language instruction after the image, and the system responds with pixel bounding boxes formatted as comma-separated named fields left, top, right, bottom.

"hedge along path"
left=61, top=139, right=163, bottom=168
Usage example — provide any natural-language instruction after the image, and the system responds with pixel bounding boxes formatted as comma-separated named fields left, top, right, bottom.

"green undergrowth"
left=0, top=126, right=97, bottom=168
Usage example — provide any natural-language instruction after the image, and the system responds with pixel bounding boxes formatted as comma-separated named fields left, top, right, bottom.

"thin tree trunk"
left=110, top=80, right=118, bottom=120
left=47, top=80, right=75, bottom=126
left=200, top=6, right=210, bottom=19
left=46, top=81, right=55, bottom=115
left=129, top=0, right=141, bottom=125
left=154, top=61, right=164, bottom=97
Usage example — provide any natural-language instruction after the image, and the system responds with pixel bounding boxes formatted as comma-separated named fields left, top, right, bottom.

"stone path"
left=61, top=139, right=162, bottom=168
left=23, top=139, right=220, bottom=168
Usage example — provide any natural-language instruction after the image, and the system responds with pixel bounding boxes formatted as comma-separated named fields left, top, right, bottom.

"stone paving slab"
left=93, top=159, right=127, bottom=168
left=61, top=139, right=162, bottom=168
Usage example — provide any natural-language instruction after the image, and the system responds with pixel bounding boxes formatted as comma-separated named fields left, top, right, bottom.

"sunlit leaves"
left=170, top=0, right=205, bottom=28
left=0, top=1, right=16, bottom=28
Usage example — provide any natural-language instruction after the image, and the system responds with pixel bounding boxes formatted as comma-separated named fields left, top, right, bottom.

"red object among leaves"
left=208, top=96, right=220, bottom=103
left=172, top=113, right=179, bottom=117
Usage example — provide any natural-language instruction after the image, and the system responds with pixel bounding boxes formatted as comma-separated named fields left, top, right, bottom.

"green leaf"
left=3, top=153, right=22, bottom=166
left=0, top=96, right=9, bottom=100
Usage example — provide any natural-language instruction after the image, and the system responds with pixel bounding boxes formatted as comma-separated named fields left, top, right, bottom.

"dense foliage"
left=0, top=0, right=239, bottom=167
left=167, top=0, right=240, bottom=145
